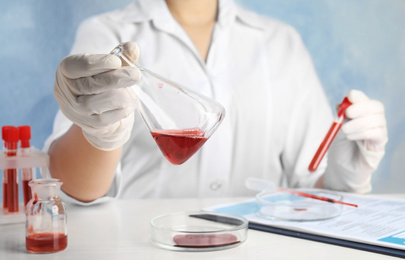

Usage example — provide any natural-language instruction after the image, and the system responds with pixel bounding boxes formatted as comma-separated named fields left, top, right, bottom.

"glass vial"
left=25, top=179, right=67, bottom=253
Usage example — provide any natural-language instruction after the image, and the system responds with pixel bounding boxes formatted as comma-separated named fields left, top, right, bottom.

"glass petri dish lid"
left=150, top=211, right=248, bottom=252
left=256, top=189, right=343, bottom=221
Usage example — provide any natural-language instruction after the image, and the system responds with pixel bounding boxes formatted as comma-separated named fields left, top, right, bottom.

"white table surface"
left=0, top=195, right=403, bottom=259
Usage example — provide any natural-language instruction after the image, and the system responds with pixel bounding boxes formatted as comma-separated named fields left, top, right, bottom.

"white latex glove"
left=323, top=90, right=388, bottom=193
left=54, top=42, right=141, bottom=151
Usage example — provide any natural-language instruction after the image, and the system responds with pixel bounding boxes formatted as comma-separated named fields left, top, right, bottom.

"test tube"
left=19, top=126, right=33, bottom=206
left=308, top=97, right=352, bottom=172
left=2, top=126, right=19, bottom=213
left=2, top=127, right=8, bottom=210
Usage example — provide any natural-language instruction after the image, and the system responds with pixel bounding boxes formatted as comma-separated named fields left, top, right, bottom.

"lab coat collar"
left=233, top=4, right=266, bottom=30
left=107, top=0, right=183, bottom=35
left=107, top=0, right=265, bottom=31
left=216, top=0, right=264, bottom=31
left=106, top=0, right=169, bottom=24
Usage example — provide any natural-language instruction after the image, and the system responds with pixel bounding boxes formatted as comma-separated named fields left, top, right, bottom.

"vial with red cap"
left=308, top=97, right=352, bottom=172
left=2, top=126, right=20, bottom=213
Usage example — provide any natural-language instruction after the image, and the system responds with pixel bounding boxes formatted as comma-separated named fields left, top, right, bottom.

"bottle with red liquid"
left=19, top=125, right=33, bottom=206
left=25, top=179, right=67, bottom=253
left=111, top=44, right=225, bottom=165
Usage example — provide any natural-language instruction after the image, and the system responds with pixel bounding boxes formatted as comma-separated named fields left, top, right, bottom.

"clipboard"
left=205, top=192, right=405, bottom=258
left=249, top=222, right=405, bottom=258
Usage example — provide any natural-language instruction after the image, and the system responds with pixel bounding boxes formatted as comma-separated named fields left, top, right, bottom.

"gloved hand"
left=323, top=90, right=388, bottom=193
left=54, top=42, right=141, bottom=151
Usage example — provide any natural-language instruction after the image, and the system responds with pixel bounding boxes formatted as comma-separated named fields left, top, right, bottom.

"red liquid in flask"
left=152, top=129, right=208, bottom=165
left=26, top=233, right=67, bottom=253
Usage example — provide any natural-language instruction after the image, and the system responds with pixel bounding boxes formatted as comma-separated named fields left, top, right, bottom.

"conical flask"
left=110, top=45, right=225, bottom=165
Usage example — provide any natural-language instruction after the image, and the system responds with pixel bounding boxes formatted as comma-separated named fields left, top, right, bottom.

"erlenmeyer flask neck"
left=110, top=45, right=144, bottom=70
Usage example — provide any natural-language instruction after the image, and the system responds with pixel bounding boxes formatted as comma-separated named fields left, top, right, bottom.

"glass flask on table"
left=110, top=44, right=226, bottom=165
left=25, top=179, right=67, bottom=253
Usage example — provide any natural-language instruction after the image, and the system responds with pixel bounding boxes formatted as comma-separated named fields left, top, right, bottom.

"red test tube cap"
left=2, top=126, right=19, bottom=150
left=2, top=126, right=19, bottom=143
left=18, top=125, right=31, bottom=148
left=337, top=97, right=352, bottom=118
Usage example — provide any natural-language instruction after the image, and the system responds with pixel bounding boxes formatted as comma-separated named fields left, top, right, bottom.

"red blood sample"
left=151, top=129, right=208, bottom=165
left=26, top=233, right=68, bottom=253
left=308, top=120, right=342, bottom=172
left=308, top=97, right=352, bottom=173
left=173, top=234, right=239, bottom=248
left=2, top=182, right=7, bottom=209
left=6, top=168, right=18, bottom=212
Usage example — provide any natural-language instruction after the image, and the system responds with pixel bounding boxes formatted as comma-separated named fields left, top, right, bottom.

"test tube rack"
left=0, top=147, right=49, bottom=224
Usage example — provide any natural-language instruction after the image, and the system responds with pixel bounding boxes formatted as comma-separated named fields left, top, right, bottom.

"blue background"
left=0, top=0, right=404, bottom=194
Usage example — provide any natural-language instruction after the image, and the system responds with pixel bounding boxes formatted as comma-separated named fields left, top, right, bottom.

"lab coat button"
left=210, top=182, right=222, bottom=191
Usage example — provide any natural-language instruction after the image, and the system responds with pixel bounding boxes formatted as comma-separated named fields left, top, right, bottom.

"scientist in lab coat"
left=45, top=0, right=388, bottom=205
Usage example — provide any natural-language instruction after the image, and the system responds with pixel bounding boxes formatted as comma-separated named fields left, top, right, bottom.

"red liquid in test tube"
left=308, top=97, right=352, bottom=172
left=151, top=129, right=208, bottom=165
left=2, top=127, right=8, bottom=210
left=2, top=175, right=7, bottom=209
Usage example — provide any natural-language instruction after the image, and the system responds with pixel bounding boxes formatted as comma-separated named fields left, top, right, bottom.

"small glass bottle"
left=25, top=179, right=67, bottom=253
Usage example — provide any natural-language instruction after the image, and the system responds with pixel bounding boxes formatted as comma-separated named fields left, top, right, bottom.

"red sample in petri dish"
left=26, top=233, right=68, bottom=253
left=151, top=211, right=248, bottom=252
left=151, top=129, right=208, bottom=165
left=173, top=234, right=239, bottom=248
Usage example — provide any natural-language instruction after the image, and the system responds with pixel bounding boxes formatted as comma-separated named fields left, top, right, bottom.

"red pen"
left=308, top=97, right=352, bottom=173
left=279, top=187, right=358, bottom=207
left=246, top=177, right=358, bottom=207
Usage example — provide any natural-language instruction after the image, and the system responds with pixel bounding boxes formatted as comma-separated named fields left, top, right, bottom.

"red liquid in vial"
left=6, top=169, right=19, bottom=212
left=152, top=129, right=208, bottom=165
left=26, top=233, right=67, bottom=253
left=2, top=182, right=7, bottom=209
left=308, top=121, right=342, bottom=172
left=22, top=179, right=32, bottom=206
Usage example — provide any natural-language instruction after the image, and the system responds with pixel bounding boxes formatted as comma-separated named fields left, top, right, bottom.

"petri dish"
left=150, top=211, right=248, bottom=252
left=256, top=189, right=343, bottom=221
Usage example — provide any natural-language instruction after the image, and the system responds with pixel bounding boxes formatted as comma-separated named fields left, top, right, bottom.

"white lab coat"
left=45, top=0, right=336, bottom=204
